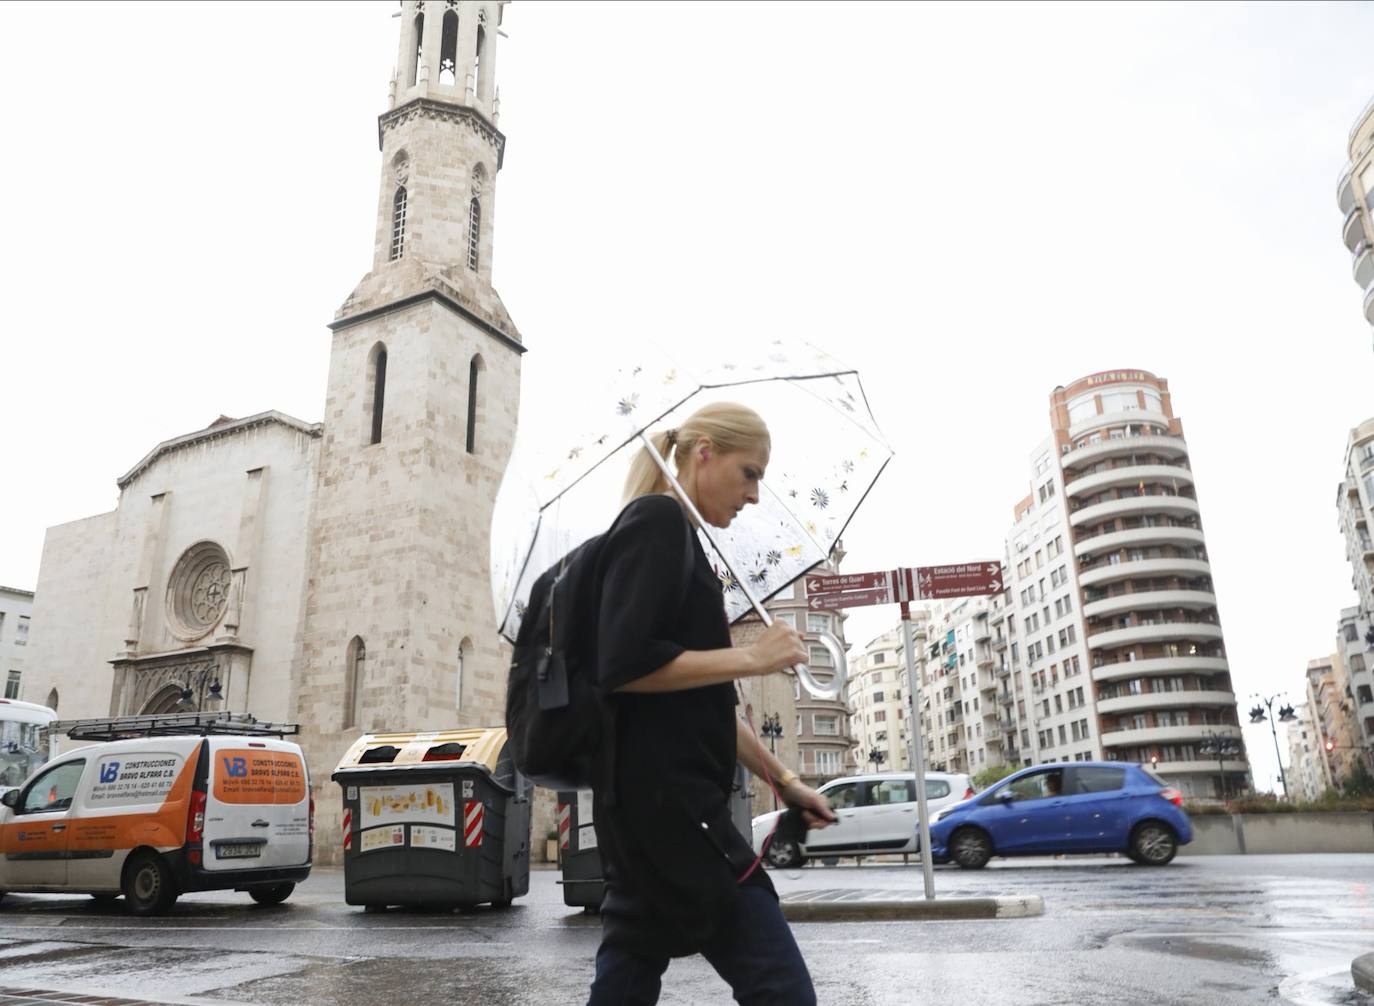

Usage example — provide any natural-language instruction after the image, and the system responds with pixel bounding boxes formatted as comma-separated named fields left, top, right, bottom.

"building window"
left=456, top=637, right=471, bottom=709
left=808, top=644, right=833, bottom=668
left=408, top=12, right=424, bottom=86
left=439, top=8, right=459, bottom=86
left=467, top=197, right=481, bottom=271
left=815, top=750, right=841, bottom=776
left=390, top=187, right=407, bottom=261
left=806, top=613, right=829, bottom=634
left=343, top=636, right=366, bottom=730
left=4, top=670, right=19, bottom=700
left=466, top=354, right=484, bottom=454
left=814, top=714, right=839, bottom=736
left=368, top=344, right=388, bottom=445
left=15, top=616, right=29, bottom=646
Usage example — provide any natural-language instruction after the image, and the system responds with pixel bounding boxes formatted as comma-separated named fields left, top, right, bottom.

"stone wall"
left=1185, top=812, right=1374, bottom=854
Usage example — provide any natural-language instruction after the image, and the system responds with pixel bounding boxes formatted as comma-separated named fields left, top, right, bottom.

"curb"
left=1354, top=953, right=1374, bottom=995
left=780, top=893, right=1045, bottom=922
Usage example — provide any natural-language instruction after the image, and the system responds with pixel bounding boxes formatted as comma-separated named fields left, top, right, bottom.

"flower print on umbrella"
left=765, top=549, right=782, bottom=567
left=748, top=568, right=769, bottom=587
left=811, top=488, right=830, bottom=509
left=717, top=567, right=741, bottom=594
left=616, top=394, right=640, bottom=417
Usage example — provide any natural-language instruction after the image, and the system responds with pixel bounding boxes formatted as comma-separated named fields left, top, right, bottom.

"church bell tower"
left=296, top=0, right=522, bottom=850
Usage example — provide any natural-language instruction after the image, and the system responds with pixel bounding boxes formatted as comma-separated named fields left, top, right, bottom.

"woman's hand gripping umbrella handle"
left=635, top=432, right=849, bottom=700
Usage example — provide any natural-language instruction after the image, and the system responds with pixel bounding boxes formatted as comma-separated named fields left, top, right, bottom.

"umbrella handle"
left=634, top=431, right=849, bottom=701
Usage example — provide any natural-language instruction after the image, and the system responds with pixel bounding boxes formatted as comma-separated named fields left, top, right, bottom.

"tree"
left=1342, top=757, right=1374, bottom=798
left=974, top=763, right=1019, bottom=790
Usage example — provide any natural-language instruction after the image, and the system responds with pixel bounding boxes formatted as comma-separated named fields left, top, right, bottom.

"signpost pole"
left=898, top=568, right=936, bottom=900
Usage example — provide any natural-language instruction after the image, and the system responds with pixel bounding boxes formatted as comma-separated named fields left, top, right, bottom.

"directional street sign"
left=804, top=571, right=895, bottom=595
left=910, top=562, right=1003, bottom=600
left=807, top=585, right=895, bottom=610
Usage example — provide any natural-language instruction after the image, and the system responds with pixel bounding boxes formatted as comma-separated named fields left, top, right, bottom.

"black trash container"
left=555, top=762, right=756, bottom=911
left=332, top=727, right=531, bottom=910
left=556, top=789, right=605, bottom=910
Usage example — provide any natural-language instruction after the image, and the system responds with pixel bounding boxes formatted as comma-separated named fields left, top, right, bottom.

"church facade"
left=25, top=1, right=522, bottom=863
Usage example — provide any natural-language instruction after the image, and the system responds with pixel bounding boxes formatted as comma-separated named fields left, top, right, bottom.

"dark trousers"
left=586, top=885, right=817, bottom=1006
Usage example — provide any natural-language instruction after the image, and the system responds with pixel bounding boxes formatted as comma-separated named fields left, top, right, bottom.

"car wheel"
left=1129, top=822, right=1177, bottom=866
left=950, top=827, right=992, bottom=870
left=122, top=851, right=178, bottom=916
left=764, top=837, right=803, bottom=869
left=248, top=883, right=295, bottom=906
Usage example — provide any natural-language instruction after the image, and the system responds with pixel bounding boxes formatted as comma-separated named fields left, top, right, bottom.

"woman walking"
left=587, top=402, right=836, bottom=1006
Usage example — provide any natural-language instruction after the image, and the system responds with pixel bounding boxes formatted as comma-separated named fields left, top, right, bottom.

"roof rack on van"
left=52, top=711, right=300, bottom=742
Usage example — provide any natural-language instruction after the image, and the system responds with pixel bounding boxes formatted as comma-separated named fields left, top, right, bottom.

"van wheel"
left=123, top=852, right=178, bottom=916
left=950, top=827, right=992, bottom=869
left=248, top=883, right=295, bottom=906
left=1129, top=822, right=1177, bottom=866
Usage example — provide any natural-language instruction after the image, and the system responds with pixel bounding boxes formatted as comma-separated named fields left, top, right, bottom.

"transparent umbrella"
left=490, top=340, right=893, bottom=699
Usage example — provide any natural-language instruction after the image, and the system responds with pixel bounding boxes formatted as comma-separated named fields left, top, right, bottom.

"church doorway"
left=143, top=684, right=188, bottom=715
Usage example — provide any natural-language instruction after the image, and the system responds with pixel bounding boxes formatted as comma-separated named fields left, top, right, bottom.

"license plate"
left=216, top=843, right=263, bottom=859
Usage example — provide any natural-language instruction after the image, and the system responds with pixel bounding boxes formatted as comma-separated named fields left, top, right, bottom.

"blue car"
left=927, top=761, right=1192, bottom=868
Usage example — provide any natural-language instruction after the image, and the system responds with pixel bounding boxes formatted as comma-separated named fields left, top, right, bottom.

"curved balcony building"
left=1053, top=370, right=1248, bottom=798
left=996, top=370, right=1250, bottom=798
left=1337, top=96, right=1374, bottom=347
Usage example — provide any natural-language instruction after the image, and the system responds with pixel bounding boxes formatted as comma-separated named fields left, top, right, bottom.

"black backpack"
left=504, top=500, right=695, bottom=794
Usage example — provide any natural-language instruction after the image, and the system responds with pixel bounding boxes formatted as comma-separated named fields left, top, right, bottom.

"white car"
left=751, top=771, right=974, bottom=868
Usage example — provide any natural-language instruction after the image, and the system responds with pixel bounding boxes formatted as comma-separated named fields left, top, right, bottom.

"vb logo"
left=99, top=762, right=120, bottom=784
left=223, top=756, right=248, bottom=778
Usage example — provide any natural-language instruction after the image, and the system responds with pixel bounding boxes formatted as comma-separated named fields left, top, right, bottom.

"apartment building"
left=1337, top=419, right=1374, bottom=618
left=1003, top=370, right=1249, bottom=799
left=0, top=586, right=35, bottom=704
left=1285, top=701, right=1330, bottom=803
left=847, top=624, right=914, bottom=774
left=1337, top=97, right=1374, bottom=344
left=1336, top=606, right=1374, bottom=771
left=917, top=596, right=1008, bottom=778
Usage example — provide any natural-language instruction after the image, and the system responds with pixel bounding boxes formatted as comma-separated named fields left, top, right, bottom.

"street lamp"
left=1197, top=730, right=1242, bottom=800
left=1248, top=693, right=1297, bottom=799
left=868, top=747, right=887, bottom=771
left=174, top=663, right=224, bottom=714
left=760, top=713, right=783, bottom=755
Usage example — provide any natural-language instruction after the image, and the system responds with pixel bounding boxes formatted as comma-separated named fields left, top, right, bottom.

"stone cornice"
left=108, top=642, right=255, bottom=669
left=117, top=411, right=323, bottom=491
left=378, top=98, right=506, bottom=169
left=328, top=288, right=525, bottom=356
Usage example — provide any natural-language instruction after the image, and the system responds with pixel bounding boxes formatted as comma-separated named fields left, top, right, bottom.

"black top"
left=592, top=494, right=774, bottom=958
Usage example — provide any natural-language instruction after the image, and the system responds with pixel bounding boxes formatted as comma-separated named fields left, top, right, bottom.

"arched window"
left=344, top=636, right=366, bottom=730
left=367, top=343, right=388, bottom=445
left=456, top=637, right=472, bottom=709
left=408, top=12, right=424, bottom=87
left=46, top=688, right=59, bottom=712
left=439, top=9, right=459, bottom=87
left=466, top=354, right=484, bottom=454
left=473, top=23, right=485, bottom=96
left=390, top=186, right=407, bottom=261
left=467, top=196, right=481, bottom=272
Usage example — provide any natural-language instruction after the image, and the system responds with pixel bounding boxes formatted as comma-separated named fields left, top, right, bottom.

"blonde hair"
left=622, top=401, right=771, bottom=503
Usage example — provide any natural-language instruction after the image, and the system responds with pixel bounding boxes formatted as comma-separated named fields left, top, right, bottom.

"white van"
left=0, top=723, right=312, bottom=915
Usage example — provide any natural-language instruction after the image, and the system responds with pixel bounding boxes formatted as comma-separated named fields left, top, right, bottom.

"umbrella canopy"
left=490, top=340, right=892, bottom=696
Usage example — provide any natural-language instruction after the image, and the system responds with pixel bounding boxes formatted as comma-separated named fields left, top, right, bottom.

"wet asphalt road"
left=0, top=855, right=1371, bottom=1006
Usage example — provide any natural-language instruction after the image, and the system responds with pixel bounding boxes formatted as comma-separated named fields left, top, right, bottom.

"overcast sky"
left=3, top=2, right=1373, bottom=791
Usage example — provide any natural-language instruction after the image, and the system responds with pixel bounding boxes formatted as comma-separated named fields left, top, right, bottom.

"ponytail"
left=620, top=402, right=770, bottom=504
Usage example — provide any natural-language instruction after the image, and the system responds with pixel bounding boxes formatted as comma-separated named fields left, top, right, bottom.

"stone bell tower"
left=296, top=0, right=522, bottom=846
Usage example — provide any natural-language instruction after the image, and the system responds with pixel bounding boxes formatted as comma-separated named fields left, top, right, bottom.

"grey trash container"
left=332, top=727, right=531, bottom=910
left=556, top=762, right=755, bottom=911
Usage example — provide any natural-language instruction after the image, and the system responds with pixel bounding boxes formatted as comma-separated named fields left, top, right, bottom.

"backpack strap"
left=599, top=505, right=698, bottom=807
